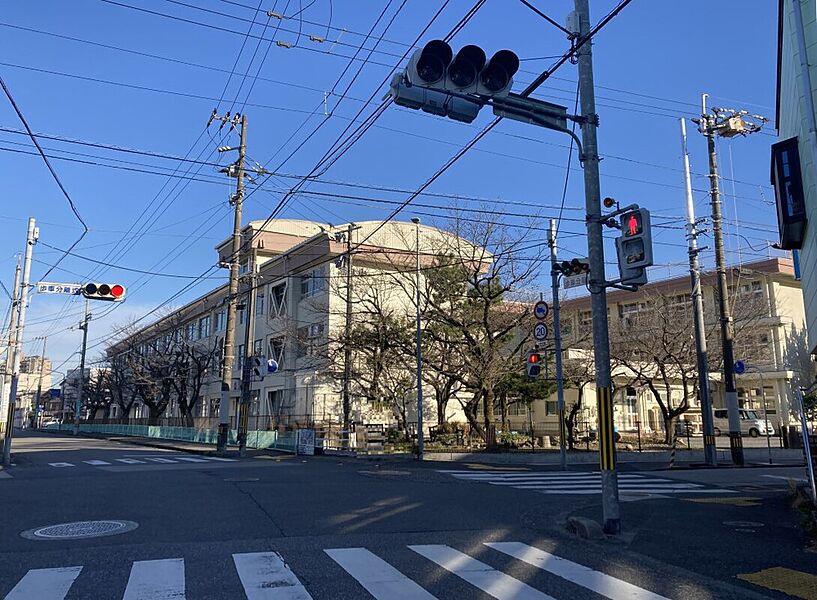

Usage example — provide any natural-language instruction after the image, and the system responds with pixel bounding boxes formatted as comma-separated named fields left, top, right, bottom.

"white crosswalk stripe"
left=232, top=551, right=313, bottom=599
left=4, top=566, right=82, bottom=599
left=44, top=455, right=237, bottom=469
left=409, top=544, right=555, bottom=600
left=438, top=469, right=734, bottom=495
left=325, top=548, right=437, bottom=600
left=123, top=559, right=185, bottom=600
left=3, top=542, right=673, bottom=599
left=486, top=542, right=670, bottom=600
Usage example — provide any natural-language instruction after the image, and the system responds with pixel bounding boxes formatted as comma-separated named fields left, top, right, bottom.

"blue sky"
left=0, top=0, right=780, bottom=377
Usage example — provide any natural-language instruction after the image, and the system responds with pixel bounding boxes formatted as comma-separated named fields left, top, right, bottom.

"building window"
left=300, top=266, right=326, bottom=299
left=238, top=307, right=245, bottom=325
left=269, top=282, right=287, bottom=317
left=198, top=316, right=211, bottom=339
left=296, top=323, right=325, bottom=358
left=236, top=344, right=244, bottom=370
left=256, top=293, right=265, bottom=316
left=268, top=337, right=285, bottom=367
left=771, top=136, right=806, bottom=249
left=214, top=309, right=226, bottom=332
left=186, top=322, right=196, bottom=340
left=253, top=338, right=263, bottom=356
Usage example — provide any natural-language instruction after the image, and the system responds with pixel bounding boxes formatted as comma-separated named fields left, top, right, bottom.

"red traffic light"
left=528, top=353, right=540, bottom=364
left=82, top=282, right=126, bottom=302
left=624, top=212, right=642, bottom=237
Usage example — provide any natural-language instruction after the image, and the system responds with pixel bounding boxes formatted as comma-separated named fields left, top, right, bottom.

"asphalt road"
left=0, top=431, right=815, bottom=599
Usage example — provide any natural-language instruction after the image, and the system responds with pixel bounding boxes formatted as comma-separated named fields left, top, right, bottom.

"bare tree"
left=83, top=369, right=113, bottom=420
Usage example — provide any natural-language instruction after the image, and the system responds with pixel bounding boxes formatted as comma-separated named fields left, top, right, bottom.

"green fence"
left=46, top=423, right=297, bottom=453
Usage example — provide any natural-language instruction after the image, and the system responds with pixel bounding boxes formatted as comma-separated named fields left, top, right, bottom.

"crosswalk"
left=438, top=469, right=735, bottom=496
left=46, top=455, right=236, bottom=468
left=3, top=542, right=672, bottom=599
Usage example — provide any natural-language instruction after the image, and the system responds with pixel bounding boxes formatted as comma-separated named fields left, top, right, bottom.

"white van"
left=712, top=408, right=775, bottom=437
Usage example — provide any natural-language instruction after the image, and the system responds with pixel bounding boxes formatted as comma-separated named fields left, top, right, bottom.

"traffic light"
left=526, top=350, right=541, bottom=379
left=251, top=356, right=266, bottom=379
left=82, top=283, right=125, bottom=302
left=389, top=40, right=519, bottom=123
left=615, top=208, right=653, bottom=286
left=555, top=258, right=590, bottom=276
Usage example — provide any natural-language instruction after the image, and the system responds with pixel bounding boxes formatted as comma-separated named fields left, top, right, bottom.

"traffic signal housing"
left=251, top=356, right=266, bottom=379
left=390, top=40, right=520, bottom=124
left=555, top=258, right=590, bottom=276
left=615, top=208, right=653, bottom=286
left=526, top=350, right=541, bottom=379
left=82, top=283, right=125, bottom=302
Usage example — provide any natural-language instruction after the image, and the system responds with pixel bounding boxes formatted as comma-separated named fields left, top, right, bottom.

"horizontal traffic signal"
left=554, top=258, right=590, bottom=276
left=82, top=283, right=125, bottom=302
left=390, top=40, right=520, bottom=124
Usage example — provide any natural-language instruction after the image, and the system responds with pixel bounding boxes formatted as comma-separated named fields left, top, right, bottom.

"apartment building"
left=506, top=257, right=809, bottom=436
left=0, top=354, right=51, bottom=430
left=107, top=219, right=462, bottom=433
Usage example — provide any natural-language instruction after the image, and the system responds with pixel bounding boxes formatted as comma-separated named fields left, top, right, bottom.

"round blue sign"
left=534, top=300, right=549, bottom=320
left=267, top=359, right=279, bottom=374
left=733, top=360, right=746, bottom=375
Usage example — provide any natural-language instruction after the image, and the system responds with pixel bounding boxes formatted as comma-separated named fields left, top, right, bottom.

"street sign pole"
left=549, top=220, right=567, bottom=471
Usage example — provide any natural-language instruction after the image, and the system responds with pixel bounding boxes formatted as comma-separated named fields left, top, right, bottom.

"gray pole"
left=412, top=217, right=424, bottom=460
left=34, top=336, right=47, bottom=428
left=575, top=0, right=619, bottom=533
left=3, top=218, right=36, bottom=465
left=341, top=223, right=357, bottom=448
left=680, top=118, right=717, bottom=467
left=217, top=114, right=247, bottom=454
left=700, top=95, right=744, bottom=466
left=795, top=386, right=817, bottom=503
left=238, top=259, right=256, bottom=457
left=73, top=297, right=90, bottom=436
left=1, top=256, right=21, bottom=443
left=548, top=220, right=567, bottom=471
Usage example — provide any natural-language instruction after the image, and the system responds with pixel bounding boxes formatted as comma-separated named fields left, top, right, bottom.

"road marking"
left=486, top=542, right=670, bottom=600
left=463, top=463, right=530, bottom=471
left=0, top=470, right=11, bottom=479
left=686, top=496, right=761, bottom=507
left=233, top=551, right=313, bottom=599
left=48, top=462, right=74, bottom=467
left=145, top=457, right=178, bottom=464
left=737, top=567, right=817, bottom=600
left=409, top=544, right=555, bottom=600
left=202, top=456, right=237, bottom=462
left=763, top=474, right=807, bottom=483
left=115, top=458, right=146, bottom=464
left=326, top=548, right=437, bottom=599
left=123, top=558, right=186, bottom=600
left=82, top=460, right=111, bottom=466
left=173, top=456, right=208, bottom=463
left=5, top=566, right=82, bottom=599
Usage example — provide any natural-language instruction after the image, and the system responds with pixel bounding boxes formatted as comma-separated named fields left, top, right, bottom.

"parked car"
left=712, top=408, right=774, bottom=437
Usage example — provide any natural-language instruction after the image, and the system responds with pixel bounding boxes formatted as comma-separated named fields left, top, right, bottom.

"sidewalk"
left=37, top=428, right=272, bottom=458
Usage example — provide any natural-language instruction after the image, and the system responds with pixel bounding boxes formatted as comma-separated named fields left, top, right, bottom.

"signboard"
left=563, top=273, right=588, bottom=290
left=534, top=323, right=548, bottom=341
left=296, top=428, right=315, bottom=456
left=733, top=360, right=746, bottom=375
left=49, top=389, right=61, bottom=398
left=37, top=282, right=81, bottom=296
left=533, top=300, right=549, bottom=320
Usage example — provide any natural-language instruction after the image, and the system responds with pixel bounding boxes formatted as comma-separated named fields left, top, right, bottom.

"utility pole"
left=575, top=0, right=619, bottom=533
left=341, top=223, right=358, bottom=449
left=548, top=220, right=567, bottom=471
left=74, top=298, right=90, bottom=436
left=213, top=112, right=247, bottom=455
left=680, top=118, right=717, bottom=467
left=411, top=217, right=423, bottom=460
left=238, top=255, right=256, bottom=457
left=34, top=336, right=47, bottom=428
left=1, top=256, right=21, bottom=443
left=3, top=218, right=36, bottom=466
left=695, top=96, right=766, bottom=466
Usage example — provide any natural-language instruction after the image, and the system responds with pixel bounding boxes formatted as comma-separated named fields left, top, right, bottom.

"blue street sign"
left=267, top=359, right=279, bottom=374
left=733, top=360, right=746, bottom=375
left=534, top=300, right=549, bottom=320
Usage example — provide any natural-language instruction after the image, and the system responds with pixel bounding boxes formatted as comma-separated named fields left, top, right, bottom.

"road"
left=0, top=431, right=815, bottom=599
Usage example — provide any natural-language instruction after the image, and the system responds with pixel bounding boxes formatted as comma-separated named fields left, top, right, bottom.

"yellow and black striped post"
left=597, top=387, right=616, bottom=471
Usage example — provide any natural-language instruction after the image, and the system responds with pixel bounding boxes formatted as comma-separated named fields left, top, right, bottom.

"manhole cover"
left=21, top=520, right=138, bottom=540
left=723, top=520, right=764, bottom=528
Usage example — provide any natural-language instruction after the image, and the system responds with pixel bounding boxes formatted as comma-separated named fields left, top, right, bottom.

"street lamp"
left=411, top=217, right=423, bottom=460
